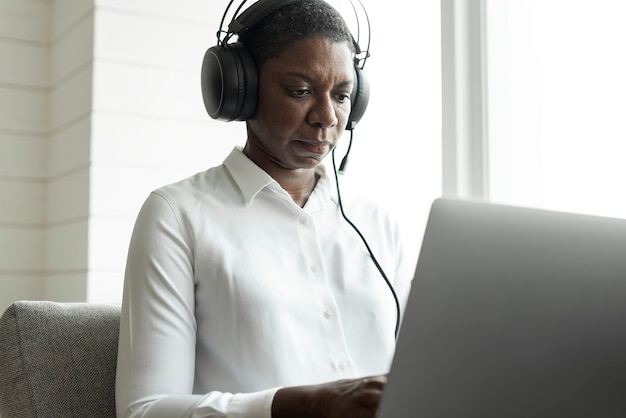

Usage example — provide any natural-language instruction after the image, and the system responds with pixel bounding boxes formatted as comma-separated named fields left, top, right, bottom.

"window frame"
left=441, top=0, right=490, bottom=201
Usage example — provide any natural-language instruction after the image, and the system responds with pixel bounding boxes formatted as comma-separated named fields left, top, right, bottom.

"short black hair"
left=239, top=0, right=356, bottom=68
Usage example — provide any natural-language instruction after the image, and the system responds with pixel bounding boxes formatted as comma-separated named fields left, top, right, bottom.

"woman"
left=116, top=1, right=413, bottom=417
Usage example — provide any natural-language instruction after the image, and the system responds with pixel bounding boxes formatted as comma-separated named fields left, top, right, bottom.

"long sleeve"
left=115, top=193, right=277, bottom=418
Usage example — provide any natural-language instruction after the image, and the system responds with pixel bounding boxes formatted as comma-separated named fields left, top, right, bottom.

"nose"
left=307, top=94, right=339, bottom=128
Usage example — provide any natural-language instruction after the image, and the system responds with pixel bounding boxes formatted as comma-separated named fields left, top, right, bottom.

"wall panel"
left=42, top=272, right=87, bottom=302
left=0, top=133, right=45, bottom=178
left=0, top=87, right=47, bottom=134
left=48, top=65, right=93, bottom=131
left=87, top=271, right=123, bottom=305
left=90, top=112, right=242, bottom=169
left=43, top=220, right=89, bottom=272
left=0, top=227, right=42, bottom=273
left=0, top=274, right=42, bottom=312
left=46, top=169, right=90, bottom=224
left=94, top=9, right=211, bottom=69
left=0, top=41, right=48, bottom=87
left=50, top=14, right=94, bottom=85
left=0, top=181, right=43, bottom=225
left=50, top=0, right=94, bottom=41
left=92, top=61, right=205, bottom=120
left=0, top=0, right=49, bottom=312
left=0, top=0, right=50, bottom=42
left=95, top=0, right=211, bottom=23
left=47, top=117, right=91, bottom=177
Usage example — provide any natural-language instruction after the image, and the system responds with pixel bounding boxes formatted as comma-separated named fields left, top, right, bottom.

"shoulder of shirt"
left=148, top=147, right=276, bottom=206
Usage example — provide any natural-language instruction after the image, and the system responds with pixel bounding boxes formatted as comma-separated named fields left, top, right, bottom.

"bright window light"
left=486, top=0, right=626, bottom=219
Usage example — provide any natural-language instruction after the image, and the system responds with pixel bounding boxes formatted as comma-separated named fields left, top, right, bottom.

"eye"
left=335, top=92, right=351, bottom=103
left=290, top=88, right=311, bottom=98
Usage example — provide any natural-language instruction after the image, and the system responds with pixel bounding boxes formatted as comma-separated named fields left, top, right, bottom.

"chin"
left=291, top=156, right=324, bottom=170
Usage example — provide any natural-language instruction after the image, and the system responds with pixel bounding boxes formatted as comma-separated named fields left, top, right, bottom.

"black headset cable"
left=332, top=147, right=401, bottom=339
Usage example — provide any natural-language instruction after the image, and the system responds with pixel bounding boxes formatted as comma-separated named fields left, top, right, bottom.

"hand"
left=272, top=375, right=388, bottom=418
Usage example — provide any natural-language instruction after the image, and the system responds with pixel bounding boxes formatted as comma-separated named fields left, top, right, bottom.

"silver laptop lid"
left=378, top=198, right=626, bottom=417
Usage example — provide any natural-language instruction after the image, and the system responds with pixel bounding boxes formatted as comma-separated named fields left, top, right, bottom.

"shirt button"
left=310, top=265, right=318, bottom=273
left=323, top=310, right=333, bottom=319
left=299, top=216, right=308, bottom=225
left=338, top=361, right=347, bottom=370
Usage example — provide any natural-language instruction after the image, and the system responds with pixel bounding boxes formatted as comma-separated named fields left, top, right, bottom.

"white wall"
left=0, top=0, right=101, bottom=310
left=0, top=0, right=50, bottom=310
left=44, top=0, right=96, bottom=302
left=1, top=0, right=441, bottom=312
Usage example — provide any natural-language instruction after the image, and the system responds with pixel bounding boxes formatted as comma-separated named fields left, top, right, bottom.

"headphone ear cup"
left=201, top=42, right=258, bottom=121
left=347, top=66, right=370, bottom=130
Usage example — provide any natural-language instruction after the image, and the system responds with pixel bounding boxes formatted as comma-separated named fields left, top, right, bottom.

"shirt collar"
left=223, top=147, right=274, bottom=205
left=223, top=147, right=335, bottom=207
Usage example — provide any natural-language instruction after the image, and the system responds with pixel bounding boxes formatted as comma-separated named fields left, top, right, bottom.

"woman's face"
left=245, top=37, right=354, bottom=173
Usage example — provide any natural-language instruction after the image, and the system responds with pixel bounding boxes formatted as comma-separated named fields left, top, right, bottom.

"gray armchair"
left=0, top=301, right=120, bottom=418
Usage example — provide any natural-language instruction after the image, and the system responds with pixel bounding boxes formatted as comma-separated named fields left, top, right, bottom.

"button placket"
left=296, top=210, right=354, bottom=377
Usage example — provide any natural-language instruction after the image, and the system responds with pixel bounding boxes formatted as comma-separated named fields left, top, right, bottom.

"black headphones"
left=201, top=0, right=370, bottom=130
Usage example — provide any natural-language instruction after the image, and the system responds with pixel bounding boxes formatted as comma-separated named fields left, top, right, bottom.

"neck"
left=281, top=172, right=320, bottom=207
left=242, top=145, right=320, bottom=208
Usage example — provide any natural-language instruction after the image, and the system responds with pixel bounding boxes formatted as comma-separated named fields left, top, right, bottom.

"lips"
left=296, top=139, right=331, bottom=155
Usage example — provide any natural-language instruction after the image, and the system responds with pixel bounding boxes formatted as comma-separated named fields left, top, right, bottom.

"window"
left=486, top=0, right=626, bottom=219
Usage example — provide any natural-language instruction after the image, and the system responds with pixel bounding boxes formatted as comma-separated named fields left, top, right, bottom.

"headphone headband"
left=228, top=0, right=307, bottom=36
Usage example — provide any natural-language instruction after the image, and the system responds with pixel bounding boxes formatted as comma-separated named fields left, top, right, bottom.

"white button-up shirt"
left=116, top=147, right=414, bottom=417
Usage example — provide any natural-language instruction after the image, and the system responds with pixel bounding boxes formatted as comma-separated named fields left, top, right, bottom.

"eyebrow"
left=286, top=71, right=353, bottom=89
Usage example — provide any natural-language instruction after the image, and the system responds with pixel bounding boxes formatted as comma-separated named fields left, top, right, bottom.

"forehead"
left=262, top=37, right=355, bottom=79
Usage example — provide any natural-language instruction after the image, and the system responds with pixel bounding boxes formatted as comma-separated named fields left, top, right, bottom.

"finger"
left=354, top=385, right=385, bottom=407
left=361, top=375, right=387, bottom=389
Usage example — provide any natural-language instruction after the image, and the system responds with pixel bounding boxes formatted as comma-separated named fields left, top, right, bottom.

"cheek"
left=340, top=103, right=351, bottom=120
left=254, top=106, right=298, bottom=137
left=259, top=106, right=304, bottom=137
left=255, top=86, right=300, bottom=126
left=249, top=105, right=296, bottom=143
left=335, top=104, right=351, bottom=129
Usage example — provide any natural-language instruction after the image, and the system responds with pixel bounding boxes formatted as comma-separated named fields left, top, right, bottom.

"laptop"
left=378, top=198, right=626, bottom=417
